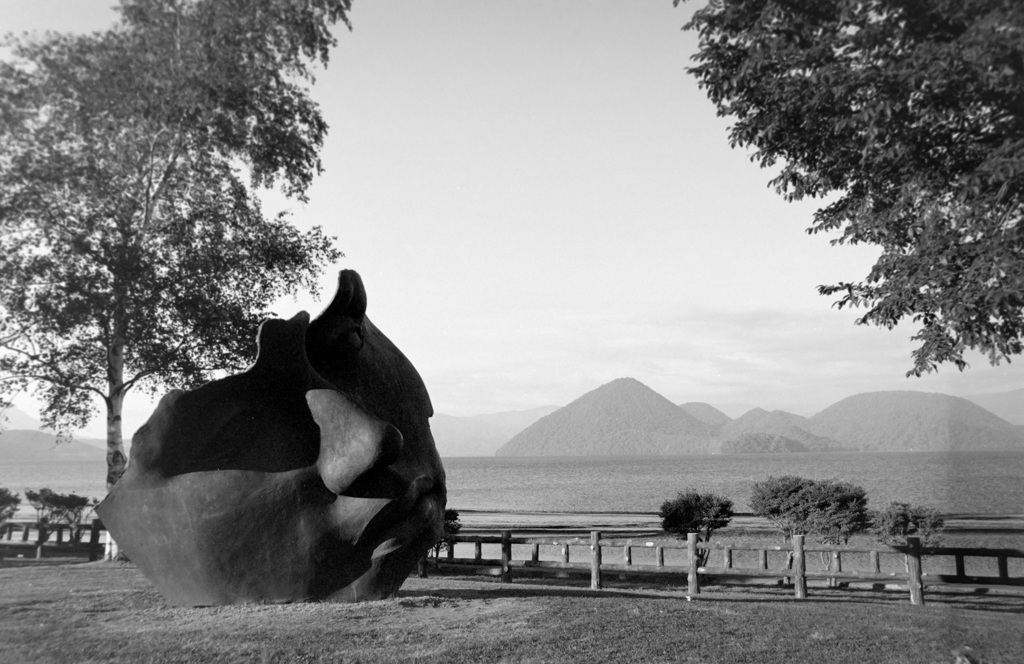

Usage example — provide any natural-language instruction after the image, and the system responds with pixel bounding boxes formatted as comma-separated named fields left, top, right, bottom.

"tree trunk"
left=106, top=342, right=127, bottom=490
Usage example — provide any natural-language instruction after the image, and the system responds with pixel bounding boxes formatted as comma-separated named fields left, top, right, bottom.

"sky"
left=3, top=1, right=1022, bottom=438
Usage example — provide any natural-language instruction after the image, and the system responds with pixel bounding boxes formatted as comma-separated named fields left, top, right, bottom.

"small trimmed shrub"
left=659, top=489, right=734, bottom=567
left=871, top=501, right=945, bottom=547
left=751, top=476, right=869, bottom=583
left=749, top=475, right=811, bottom=541
left=750, top=476, right=869, bottom=545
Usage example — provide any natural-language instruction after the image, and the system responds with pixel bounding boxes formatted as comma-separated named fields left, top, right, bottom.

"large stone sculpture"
left=97, top=270, right=446, bottom=605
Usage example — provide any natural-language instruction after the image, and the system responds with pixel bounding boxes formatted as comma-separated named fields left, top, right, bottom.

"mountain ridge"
left=810, top=390, right=1023, bottom=452
left=496, top=378, right=715, bottom=456
left=0, top=429, right=107, bottom=462
left=496, top=381, right=1023, bottom=456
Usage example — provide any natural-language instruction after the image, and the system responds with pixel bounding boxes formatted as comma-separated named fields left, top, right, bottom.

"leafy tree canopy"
left=678, top=0, right=1024, bottom=375
left=25, top=488, right=98, bottom=530
left=0, top=488, right=20, bottom=526
left=870, top=501, right=945, bottom=546
left=0, top=0, right=348, bottom=486
left=659, top=488, right=734, bottom=566
left=431, top=509, right=463, bottom=558
left=751, top=475, right=869, bottom=544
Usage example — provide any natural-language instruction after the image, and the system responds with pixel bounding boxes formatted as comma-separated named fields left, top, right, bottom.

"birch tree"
left=0, top=0, right=350, bottom=487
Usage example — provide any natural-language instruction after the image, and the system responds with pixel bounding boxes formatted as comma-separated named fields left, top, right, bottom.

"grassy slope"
left=1, top=562, right=1022, bottom=664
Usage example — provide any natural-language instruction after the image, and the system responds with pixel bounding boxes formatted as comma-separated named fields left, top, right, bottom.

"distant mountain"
left=430, top=406, right=558, bottom=457
left=495, top=378, right=715, bottom=456
left=709, top=403, right=758, bottom=419
left=717, top=408, right=843, bottom=452
left=0, top=429, right=106, bottom=462
left=678, top=402, right=731, bottom=429
left=0, top=406, right=42, bottom=431
left=964, top=388, right=1024, bottom=426
left=720, top=432, right=809, bottom=453
left=429, top=414, right=507, bottom=457
left=468, top=406, right=561, bottom=439
left=810, top=391, right=1024, bottom=452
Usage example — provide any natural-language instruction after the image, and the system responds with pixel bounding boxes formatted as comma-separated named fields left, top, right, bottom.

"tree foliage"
left=0, top=488, right=20, bottom=527
left=659, top=489, right=734, bottom=566
left=431, top=509, right=463, bottom=559
left=0, top=0, right=349, bottom=486
left=25, top=488, right=98, bottom=541
left=679, top=0, right=1024, bottom=374
left=871, top=501, right=945, bottom=547
left=750, top=475, right=870, bottom=545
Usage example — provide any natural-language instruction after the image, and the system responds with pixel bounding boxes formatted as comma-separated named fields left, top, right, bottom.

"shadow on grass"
left=0, top=556, right=94, bottom=569
left=408, top=573, right=1024, bottom=614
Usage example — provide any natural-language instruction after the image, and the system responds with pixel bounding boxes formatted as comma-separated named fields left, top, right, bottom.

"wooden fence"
left=429, top=531, right=1024, bottom=606
left=0, top=519, right=107, bottom=561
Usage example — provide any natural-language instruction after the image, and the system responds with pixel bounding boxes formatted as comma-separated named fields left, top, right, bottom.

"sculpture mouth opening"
left=368, top=489, right=445, bottom=561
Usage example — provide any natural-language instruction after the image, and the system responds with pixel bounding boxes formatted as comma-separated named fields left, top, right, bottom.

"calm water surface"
left=442, top=452, right=1024, bottom=515
left=3, top=451, right=1023, bottom=519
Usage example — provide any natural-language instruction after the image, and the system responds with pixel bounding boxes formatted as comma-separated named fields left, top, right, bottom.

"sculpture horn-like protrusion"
left=307, top=388, right=404, bottom=496
left=307, top=271, right=368, bottom=372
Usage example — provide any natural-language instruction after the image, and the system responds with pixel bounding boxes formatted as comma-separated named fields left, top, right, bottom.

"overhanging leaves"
left=679, top=0, right=1024, bottom=374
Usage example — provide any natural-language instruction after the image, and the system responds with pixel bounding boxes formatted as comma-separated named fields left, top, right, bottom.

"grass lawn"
left=0, top=560, right=1021, bottom=663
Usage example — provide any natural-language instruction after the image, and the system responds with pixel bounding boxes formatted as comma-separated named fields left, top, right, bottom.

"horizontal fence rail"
left=427, top=531, right=1024, bottom=606
left=0, top=519, right=109, bottom=562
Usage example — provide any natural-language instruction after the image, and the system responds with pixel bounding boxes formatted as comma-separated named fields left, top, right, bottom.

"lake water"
left=3, top=451, right=1023, bottom=521
left=444, top=452, right=1024, bottom=515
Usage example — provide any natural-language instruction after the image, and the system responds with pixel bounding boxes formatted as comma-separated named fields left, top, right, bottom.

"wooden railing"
left=0, top=519, right=107, bottom=561
left=429, top=531, right=1024, bottom=606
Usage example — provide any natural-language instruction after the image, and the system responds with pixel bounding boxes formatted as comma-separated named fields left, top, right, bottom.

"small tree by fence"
left=751, top=476, right=870, bottom=584
left=24, top=489, right=99, bottom=543
left=871, top=502, right=946, bottom=573
left=659, top=489, right=733, bottom=567
left=750, top=476, right=870, bottom=545
left=871, top=502, right=945, bottom=547
left=0, top=489, right=19, bottom=530
left=431, top=509, right=462, bottom=559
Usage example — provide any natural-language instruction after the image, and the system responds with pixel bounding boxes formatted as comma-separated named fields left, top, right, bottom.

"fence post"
left=500, top=530, right=512, bottom=583
left=723, top=545, right=733, bottom=569
left=687, top=532, right=700, bottom=596
left=907, top=536, right=924, bottom=606
left=590, top=531, right=602, bottom=590
left=474, top=538, right=482, bottom=563
left=828, top=550, right=842, bottom=588
left=793, top=535, right=807, bottom=599
left=623, top=541, right=632, bottom=566
left=561, top=543, right=570, bottom=563
left=35, top=522, right=49, bottom=559
left=531, top=543, right=540, bottom=563
left=656, top=546, right=664, bottom=567
left=88, top=519, right=103, bottom=562
left=870, top=549, right=880, bottom=574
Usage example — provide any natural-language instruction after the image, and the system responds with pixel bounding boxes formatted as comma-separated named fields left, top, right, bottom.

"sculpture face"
left=97, top=270, right=446, bottom=605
